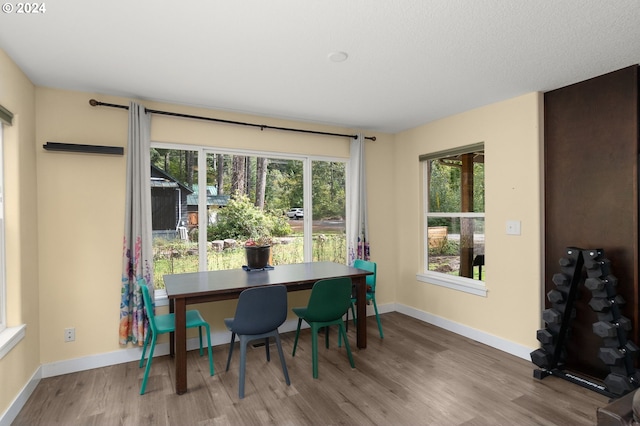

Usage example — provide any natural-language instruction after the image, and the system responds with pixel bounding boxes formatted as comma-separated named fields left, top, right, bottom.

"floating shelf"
left=43, top=142, right=124, bottom=156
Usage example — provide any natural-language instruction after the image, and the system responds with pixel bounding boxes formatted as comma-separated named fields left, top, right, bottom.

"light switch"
left=506, top=220, right=521, bottom=235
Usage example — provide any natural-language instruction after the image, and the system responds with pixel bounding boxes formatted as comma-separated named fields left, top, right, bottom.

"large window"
left=419, top=143, right=486, bottom=296
left=150, top=144, right=347, bottom=289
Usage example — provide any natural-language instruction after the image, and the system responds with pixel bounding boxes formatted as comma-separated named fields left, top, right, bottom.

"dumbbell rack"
left=531, top=247, right=640, bottom=398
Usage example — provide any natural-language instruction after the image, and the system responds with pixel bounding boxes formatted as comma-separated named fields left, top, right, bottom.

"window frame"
left=150, top=142, right=349, bottom=302
left=0, top=117, right=26, bottom=359
left=416, top=143, right=487, bottom=297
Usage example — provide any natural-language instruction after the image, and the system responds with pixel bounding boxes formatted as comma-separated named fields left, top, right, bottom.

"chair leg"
left=198, top=326, right=204, bottom=356
left=274, top=333, right=291, bottom=386
left=372, top=296, right=384, bottom=339
left=265, top=337, right=270, bottom=362
left=325, top=325, right=330, bottom=349
left=225, top=332, right=236, bottom=372
left=140, top=334, right=157, bottom=395
left=238, top=336, right=248, bottom=399
left=204, top=323, right=214, bottom=376
left=292, top=318, right=302, bottom=356
left=338, top=324, right=355, bottom=368
left=139, top=329, right=152, bottom=368
left=350, top=301, right=357, bottom=327
left=311, top=323, right=319, bottom=379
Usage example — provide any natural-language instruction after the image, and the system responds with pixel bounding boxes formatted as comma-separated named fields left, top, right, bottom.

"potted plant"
left=244, top=235, right=272, bottom=269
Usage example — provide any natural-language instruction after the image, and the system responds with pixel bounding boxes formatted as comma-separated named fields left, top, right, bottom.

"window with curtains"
left=418, top=143, right=486, bottom=296
left=149, top=144, right=348, bottom=289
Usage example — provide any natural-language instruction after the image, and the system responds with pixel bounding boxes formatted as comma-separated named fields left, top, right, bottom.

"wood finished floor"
left=13, top=312, right=609, bottom=425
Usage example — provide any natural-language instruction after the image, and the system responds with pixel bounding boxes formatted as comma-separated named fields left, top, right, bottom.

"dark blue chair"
left=224, top=285, right=291, bottom=399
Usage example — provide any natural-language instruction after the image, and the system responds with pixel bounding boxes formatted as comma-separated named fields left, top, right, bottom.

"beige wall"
left=0, top=51, right=40, bottom=415
left=34, top=87, right=397, bottom=363
left=1, top=46, right=545, bottom=417
left=394, top=92, right=544, bottom=348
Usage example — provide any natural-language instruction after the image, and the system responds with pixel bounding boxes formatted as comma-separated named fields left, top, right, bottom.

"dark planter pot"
left=245, top=245, right=271, bottom=269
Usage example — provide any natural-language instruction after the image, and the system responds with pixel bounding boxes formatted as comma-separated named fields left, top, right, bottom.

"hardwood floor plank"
left=13, top=312, right=610, bottom=425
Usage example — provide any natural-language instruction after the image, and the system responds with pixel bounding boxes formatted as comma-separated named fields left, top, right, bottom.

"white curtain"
left=347, top=133, right=370, bottom=265
left=119, top=102, right=153, bottom=346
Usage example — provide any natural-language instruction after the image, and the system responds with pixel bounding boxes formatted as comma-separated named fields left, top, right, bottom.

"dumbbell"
left=589, top=298, right=611, bottom=312
left=625, top=341, right=640, bottom=358
left=585, top=275, right=619, bottom=292
left=536, top=329, right=555, bottom=345
left=599, top=347, right=626, bottom=366
left=543, top=309, right=562, bottom=326
left=531, top=348, right=553, bottom=368
left=558, top=257, right=573, bottom=267
left=585, top=277, right=605, bottom=291
left=602, top=342, right=640, bottom=366
left=593, top=317, right=632, bottom=338
left=604, top=373, right=636, bottom=396
left=547, top=289, right=565, bottom=304
left=552, top=273, right=569, bottom=287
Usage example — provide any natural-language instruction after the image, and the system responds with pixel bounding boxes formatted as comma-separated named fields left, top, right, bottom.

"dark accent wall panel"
left=544, top=65, right=639, bottom=379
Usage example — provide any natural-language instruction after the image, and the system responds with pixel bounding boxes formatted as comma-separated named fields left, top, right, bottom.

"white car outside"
left=286, top=208, right=304, bottom=219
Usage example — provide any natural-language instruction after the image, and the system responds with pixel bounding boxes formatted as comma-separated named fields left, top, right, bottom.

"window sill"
left=0, top=324, right=26, bottom=360
left=416, top=272, right=487, bottom=297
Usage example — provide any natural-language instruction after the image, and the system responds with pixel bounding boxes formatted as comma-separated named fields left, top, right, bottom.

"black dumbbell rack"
left=531, top=247, right=640, bottom=398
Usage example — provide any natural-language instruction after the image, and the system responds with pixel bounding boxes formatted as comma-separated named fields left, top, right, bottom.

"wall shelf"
left=43, top=142, right=124, bottom=156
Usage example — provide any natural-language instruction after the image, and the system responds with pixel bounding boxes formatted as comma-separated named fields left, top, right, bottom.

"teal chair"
left=292, top=277, right=355, bottom=378
left=139, top=281, right=214, bottom=395
left=348, top=259, right=384, bottom=339
left=224, top=285, right=290, bottom=399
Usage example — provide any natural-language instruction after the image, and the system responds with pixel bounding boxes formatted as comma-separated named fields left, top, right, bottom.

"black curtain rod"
left=89, top=99, right=376, bottom=141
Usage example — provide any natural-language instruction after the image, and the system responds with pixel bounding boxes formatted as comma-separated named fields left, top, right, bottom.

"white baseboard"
left=394, top=303, right=535, bottom=360
left=1, top=302, right=533, bottom=425
left=0, top=366, right=41, bottom=426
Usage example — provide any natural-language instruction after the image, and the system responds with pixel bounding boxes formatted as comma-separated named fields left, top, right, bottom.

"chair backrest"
left=354, top=259, right=377, bottom=292
left=139, top=280, right=157, bottom=332
left=231, top=285, right=288, bottom=335
left=304, top=277, right=352, bottom=322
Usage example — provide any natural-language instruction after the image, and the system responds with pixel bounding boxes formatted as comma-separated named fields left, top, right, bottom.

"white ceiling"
left=1, top=1, right=640, bottom=134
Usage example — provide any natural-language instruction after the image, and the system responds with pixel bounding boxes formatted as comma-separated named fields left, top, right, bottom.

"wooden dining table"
left=164, top=261, right=372, bottom=394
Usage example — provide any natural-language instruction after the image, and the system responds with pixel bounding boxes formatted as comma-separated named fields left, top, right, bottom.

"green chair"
left=292, top=277, right=355, bottom=378
left=139, top=280, right=214, bottom=395
left=348, top=259, right=383, bottom=339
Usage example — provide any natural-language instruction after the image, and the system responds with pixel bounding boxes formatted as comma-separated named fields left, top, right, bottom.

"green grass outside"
left=153, top=233, right=346, bottom=289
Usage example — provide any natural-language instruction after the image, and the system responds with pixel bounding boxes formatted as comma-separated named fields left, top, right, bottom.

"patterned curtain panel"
left=347, top=134, right=370, bottom=265
left=119, top=102, right=153, bottom=346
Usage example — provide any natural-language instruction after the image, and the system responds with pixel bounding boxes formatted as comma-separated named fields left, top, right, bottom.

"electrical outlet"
left=64, top=327, right=75, bottom=342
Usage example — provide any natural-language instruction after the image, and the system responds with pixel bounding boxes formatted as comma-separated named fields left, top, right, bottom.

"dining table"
left=163, top=261, right=373, bottom=394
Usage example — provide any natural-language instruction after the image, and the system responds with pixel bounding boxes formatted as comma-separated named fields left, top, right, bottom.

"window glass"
left=150, top=148, right=199, bottom=288
left=424, top=147, right=485, bottom=281
left=150, top=145, right=347, bottom=288
left=312, top=160, right=346, bottom=262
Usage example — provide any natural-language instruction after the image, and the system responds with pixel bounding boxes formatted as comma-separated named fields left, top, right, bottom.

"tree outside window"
left=423, top=144, right=485, bottom=281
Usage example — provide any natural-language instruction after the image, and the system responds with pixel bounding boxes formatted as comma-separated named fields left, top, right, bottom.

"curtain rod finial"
left=89, top=99, right=98, bottom=106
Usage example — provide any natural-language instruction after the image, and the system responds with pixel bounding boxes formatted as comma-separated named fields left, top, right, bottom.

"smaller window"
left=419, top=144, right=485, bottom=294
